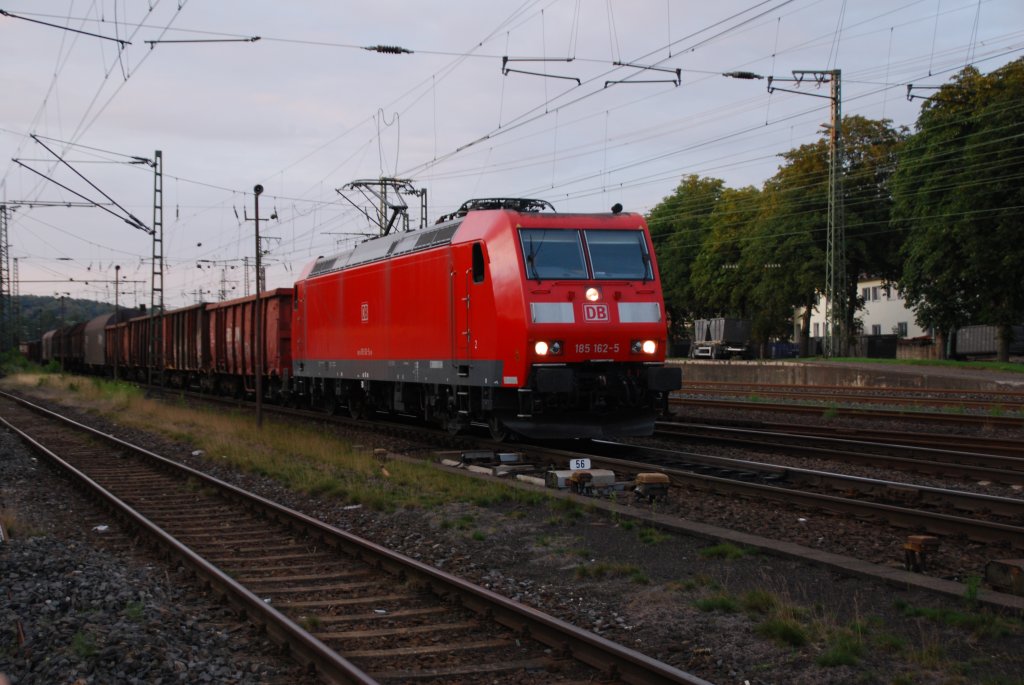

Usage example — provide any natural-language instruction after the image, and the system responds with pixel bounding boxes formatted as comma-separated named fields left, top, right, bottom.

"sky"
left=2, top=0, right=1022, bottom=314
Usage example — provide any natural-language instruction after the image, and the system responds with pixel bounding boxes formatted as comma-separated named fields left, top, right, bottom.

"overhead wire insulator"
left=722, top=71, right=764, bottom=80
left=365, top=44, right=413, bottom=54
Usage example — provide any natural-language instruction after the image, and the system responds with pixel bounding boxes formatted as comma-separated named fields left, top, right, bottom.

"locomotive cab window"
left=584, top=230, right=652, bottom=280
left=519, top=229, right=587, bottom=280
left=472, top=243, right=486, bottom=283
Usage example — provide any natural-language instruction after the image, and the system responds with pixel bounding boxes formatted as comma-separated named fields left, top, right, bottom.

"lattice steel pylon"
left=0, top=204, right=9, bottom=351
left=822, top=71, right=846, bottom=358
left=758, top=69, right=845, bottom=357
left=12, top=256, right=19, bottom=347
left=148, top=150, right=164, bottom=384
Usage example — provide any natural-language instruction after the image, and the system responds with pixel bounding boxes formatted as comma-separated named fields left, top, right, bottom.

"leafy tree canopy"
left=893, top=59, right=1024, bottom=358
left=647, top=115, right=905, bottom=351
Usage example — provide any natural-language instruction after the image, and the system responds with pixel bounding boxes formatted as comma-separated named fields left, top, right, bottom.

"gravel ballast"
left=0, top=429, right=318, bottom=685
left=2, top=393, right=1023, bottom=685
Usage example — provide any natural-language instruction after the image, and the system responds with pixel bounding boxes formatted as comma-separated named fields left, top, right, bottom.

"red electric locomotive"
left=291, top=198, right=680, bottom=439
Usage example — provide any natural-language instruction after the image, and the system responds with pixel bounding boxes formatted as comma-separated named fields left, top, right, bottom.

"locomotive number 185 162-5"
left=574, top=342, right=620, bottom=354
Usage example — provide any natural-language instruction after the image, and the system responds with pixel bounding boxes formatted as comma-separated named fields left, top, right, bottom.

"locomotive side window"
left=519, top=229, right=587, bottom=280
left=584, top=230, right=653, bottom=280
left=472, top=243, right=485, bottom=283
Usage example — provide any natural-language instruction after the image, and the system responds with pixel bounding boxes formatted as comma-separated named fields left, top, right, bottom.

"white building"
left=796, top=277, right=930, bottom=340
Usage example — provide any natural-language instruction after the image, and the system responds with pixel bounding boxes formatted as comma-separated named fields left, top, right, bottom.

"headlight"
left=585, top=287, right=601, bottom=302
left=632, top=339, right=657, bottom=354
left=534, top=340, right=563, bottom=356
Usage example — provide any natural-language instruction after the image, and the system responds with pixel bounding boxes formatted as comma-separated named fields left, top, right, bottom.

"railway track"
left=544, top=440, right=1024, bottom=552
left=654, top=421, right=1024, bottom=484
left=679, top=380, right=1024, bottom=410
left=664, top=416, right=1024, bottom=458
left=0, top=391, right=708, bottom=685
left=83, top=384, right=1024, bottom=547
left=670, top=396, right=1024, bottom=428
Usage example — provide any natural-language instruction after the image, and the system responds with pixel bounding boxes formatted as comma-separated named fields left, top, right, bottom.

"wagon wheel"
left=322, top=395, right=339, bottom=415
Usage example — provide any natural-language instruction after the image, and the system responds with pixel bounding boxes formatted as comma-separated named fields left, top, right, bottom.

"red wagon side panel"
left=125, top=314, right=153, bottom=373
left=162, top=303, right=209, bottom=373
left=207, top=288, right=293, bottom=380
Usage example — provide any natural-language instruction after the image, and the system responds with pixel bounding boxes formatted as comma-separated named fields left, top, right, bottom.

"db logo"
left=582, top=304, right=609, bottom=322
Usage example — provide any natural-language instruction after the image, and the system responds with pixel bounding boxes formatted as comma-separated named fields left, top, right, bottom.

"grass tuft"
left=756, top=617, right=808, bottom=647
left=123, top=601, right=145, bottom=622
left=71, top=630, right=98, bottom=658
left=636, top=525, right=670, bottom=544
left=695, top=594, right=739, bottom=613
left=575, top=562, right=648, bottom=583
left=699, top=542, right=753, bottom=560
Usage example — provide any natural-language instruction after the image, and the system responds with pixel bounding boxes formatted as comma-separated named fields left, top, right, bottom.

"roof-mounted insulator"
left=365, top=44, right=413, bottom=54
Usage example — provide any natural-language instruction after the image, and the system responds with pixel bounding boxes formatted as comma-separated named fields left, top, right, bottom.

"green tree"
left=893, top=59, right=1024, bottom=360
left=688, top=186, right=761, bottom=316
left=747, top=150, right=825, bottom=354
left=752, top=116, right=905, bottom=353
left=646, top=174, right=724, bottom=326
left=647, top=118, right=904, bottom=355
left=841, top=116, right=907, bottom=286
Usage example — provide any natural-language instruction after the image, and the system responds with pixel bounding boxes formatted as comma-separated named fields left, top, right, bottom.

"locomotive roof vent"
left=436, top=197, right=555, bottom=223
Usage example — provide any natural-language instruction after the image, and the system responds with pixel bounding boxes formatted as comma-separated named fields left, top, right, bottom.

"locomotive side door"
left=293, top=281, right=305, bottom=364
left=450, top=241, right=486, bottom=377
left=450, top=244, right=471, bottom=376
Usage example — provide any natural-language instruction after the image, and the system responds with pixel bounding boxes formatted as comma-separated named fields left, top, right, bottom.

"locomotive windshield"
left=520, top=229, right=588, bottom=279
left=519, top=228, right=652, bottom=281
left=585, top=230, right=653, bottom=280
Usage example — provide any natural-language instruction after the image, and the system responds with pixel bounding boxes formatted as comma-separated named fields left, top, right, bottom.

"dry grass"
left=0, top=507, right=42, bottom=540
left=1, top=372, right=542, bottom=511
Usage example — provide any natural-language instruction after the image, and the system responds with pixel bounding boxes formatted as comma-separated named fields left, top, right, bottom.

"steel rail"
left=0, top=412, right=375, bottom=685
left=680, top=386, right=1024, bottom=411
left=655, top=422, right=1024, bottom=483
left=670, top=397, right=1024, bottom=428
left=681, top=380, right=1024, bottom=402
left=675, top=417, right=1024, bottom=458
left=599, top=451, right=1024, bottom=548
left=530, top=442, right=1024, bottom=550
left=0, top=391, right=710, bottom=685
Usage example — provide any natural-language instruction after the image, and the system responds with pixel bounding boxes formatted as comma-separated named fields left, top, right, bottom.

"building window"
left=861, top=287, right=870, bottom=302
left=813, top=322, right=820, bottom=337
left=871, top=286, right=879, bottom=301
left=897, top=322, right=908, bottom=337
left=871, top=324, right=882, bottom=335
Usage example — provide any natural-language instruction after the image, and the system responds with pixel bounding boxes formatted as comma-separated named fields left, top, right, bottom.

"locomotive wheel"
left=443, top=411, right=465, bottom=436
left=348, top=395, right=366, bottom=420
left=487, top=415, right=511, bottom=442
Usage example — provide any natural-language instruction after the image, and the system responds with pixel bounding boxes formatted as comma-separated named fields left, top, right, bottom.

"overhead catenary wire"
left=6, top=1, right=1022, bottom=308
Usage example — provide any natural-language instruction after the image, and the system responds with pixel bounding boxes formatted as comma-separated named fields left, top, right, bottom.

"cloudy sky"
left=2, top=0, right=1022, bottom=310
